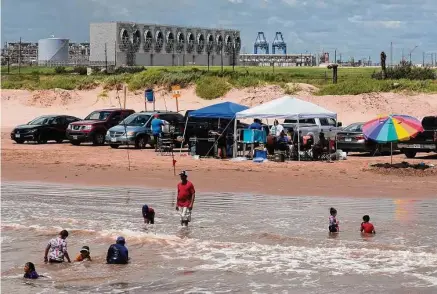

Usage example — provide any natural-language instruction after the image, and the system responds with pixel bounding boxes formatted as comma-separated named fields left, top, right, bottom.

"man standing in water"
left=44, top=230, right=71, bottom=263
left=176, top=171, right=196, bottom=227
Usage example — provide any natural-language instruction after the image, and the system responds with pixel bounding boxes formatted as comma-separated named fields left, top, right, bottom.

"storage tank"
left=38, top=38, right=69, bottom=65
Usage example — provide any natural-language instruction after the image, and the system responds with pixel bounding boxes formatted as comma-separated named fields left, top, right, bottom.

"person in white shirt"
left=270, top=120, right=284, bottom=137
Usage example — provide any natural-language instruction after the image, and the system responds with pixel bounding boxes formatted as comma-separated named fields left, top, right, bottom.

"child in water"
left=142, top=204, right=155, bottom=224
left=23, top=262, right=39, bottom=279
left=360, top=215, right=376, bottom=234
left=75, top=246, right=92, bottom=261
left=329, top=207, right=339, bottom=233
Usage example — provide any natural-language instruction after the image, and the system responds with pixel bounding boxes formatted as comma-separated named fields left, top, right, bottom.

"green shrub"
left=73, top=66, right=88, bottom=75
left=372, top=63, right=436, bottom=80
left=114, top=66, right=146, bottom=74
left=195, top=76, right=231, bottom=99
left=54, top=66, right=67, bottom=74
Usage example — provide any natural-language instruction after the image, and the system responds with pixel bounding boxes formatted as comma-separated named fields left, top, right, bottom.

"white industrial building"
left=89, top=22, right=241, bottom=66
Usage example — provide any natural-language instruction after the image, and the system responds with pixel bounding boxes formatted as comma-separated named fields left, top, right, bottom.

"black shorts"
left=329, top=225, right=338, bottom=233
left=145, top=212, right=155, bottom=224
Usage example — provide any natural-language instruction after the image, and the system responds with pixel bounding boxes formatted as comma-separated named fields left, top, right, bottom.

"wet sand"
left=2, top=131, right=437, bottom=198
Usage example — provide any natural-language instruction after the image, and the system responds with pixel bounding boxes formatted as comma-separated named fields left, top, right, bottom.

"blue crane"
left=254, top=32, right=269, bottom=54
left=272, top=32, right=286, bottom=54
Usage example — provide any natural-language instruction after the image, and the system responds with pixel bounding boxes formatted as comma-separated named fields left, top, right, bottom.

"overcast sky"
left=2, top=0, right=436, bottom=63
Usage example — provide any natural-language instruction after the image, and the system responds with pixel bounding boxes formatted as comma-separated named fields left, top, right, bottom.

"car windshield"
left=28, top=116, right=55, bottom=125
left=284, top=119, right=316, bottom=124
left=120, top=114, right=151, bottom=126
left=343, top=123, right=363, bottom=132
left=84, top=111, right=112, bottom=121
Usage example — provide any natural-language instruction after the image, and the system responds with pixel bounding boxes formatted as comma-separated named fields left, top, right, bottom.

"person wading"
left=44, top=230, right=71, bottom=263
left=176, top=171, right=196, bottom=227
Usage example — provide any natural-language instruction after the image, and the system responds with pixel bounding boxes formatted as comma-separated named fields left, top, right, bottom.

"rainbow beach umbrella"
left=363, top=114, right=424, bottom=163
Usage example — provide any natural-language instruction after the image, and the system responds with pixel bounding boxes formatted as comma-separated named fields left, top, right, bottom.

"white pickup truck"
left=282, top=117, right=343, bottom=143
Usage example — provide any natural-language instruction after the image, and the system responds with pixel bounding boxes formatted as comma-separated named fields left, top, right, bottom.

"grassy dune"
left=2, top=65, right=437, bottom=98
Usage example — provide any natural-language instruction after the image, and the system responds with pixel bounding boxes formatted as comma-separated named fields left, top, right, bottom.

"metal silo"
left=38, top=38, right=69, bottom=65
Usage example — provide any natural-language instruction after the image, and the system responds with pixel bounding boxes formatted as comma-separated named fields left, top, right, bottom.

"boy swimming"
left=360, top=215, right=376, bottom=234
left=75, top=246, right=92, bottom=261
left=329, top=207, right=339, bottom=233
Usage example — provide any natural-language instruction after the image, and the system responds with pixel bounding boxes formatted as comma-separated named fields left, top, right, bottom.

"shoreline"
left=2, top=134, right=437, bottom=199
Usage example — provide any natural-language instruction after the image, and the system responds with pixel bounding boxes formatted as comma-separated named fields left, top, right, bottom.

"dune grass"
left=2, top=65, right=437, bottom=98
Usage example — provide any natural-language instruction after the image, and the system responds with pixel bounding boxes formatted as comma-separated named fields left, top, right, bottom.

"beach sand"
left=2, top=86, right=437, bottom=198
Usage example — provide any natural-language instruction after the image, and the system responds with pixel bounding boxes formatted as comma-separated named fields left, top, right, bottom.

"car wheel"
left=135, top=136, right=146, bottom=149
left=93, top=133, right=105, bottom=146
left=110, top=144, right=119, bottom=149
left=404, top=150, right=417, bottom=159
left=36, top=134, right=47, bottom=144
left=14, top=139, right=25, bottom=144
left=71, top=140, right=81, bottom=146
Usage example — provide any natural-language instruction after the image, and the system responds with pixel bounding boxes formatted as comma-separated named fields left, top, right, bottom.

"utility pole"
left=114, top=41, right=117, bottom=67
left=390, top=41, right=393, bottom=67
left=423, top=52, right=425, bottom=67
left=18, top=37, right=22, bottom=74
left=104, top=43, right=108, bottom=72
left=339, top=53, right=342, bottom=65
left=221, top=47, right=224, bottom=73
left=334, top=49, right=337, bottom=64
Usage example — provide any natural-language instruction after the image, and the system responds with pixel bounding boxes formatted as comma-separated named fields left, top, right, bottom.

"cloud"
left=348, top=15, right=403, bottom=29
left=1, top=0, right=436, bottom=63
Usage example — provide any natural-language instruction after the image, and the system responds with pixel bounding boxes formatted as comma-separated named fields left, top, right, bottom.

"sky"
left=2, top=0, right=437, bottom=63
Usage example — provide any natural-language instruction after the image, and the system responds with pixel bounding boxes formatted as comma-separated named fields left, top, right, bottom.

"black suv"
left=11, top=115, right=81, bottom=144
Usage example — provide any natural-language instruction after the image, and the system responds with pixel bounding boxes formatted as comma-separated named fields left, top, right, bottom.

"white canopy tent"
left=233, top=96, right=338, bottom=160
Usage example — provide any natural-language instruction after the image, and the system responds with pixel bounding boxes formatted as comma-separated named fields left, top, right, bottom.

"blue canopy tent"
left=180, top=102, right=249, bottom=155
left=188, top=102, right=249, bottom=119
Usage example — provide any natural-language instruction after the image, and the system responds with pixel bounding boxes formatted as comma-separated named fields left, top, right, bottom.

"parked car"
left=398, top=116, right=437, bottom=158
left=106, top=111, right=184, bottom=149
left=336, top=122, right=394, bottom=154
left=10, top=115, right=81, bottom=144
left=66, top=109, right=135, bottom=146
left=283, top=117, right=343, bottom=143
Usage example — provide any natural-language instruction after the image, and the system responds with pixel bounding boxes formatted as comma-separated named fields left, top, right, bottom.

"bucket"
left=145, top=89, right=154, bottom=102
left=275, top=153, right=285, bottom=162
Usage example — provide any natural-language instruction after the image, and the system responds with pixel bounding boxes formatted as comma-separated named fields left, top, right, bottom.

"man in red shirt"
left=360, top=215, right=376, bottom=234
left=176, top=170, right=196, bottom=227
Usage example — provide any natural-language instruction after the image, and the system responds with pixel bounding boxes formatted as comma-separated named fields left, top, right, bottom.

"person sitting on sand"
left=329, top=207, right=339, bottom=233
left=44, top=230, right=71, bottom=263
left=360, top=215, right=376, bottom=234
left=23, top=262, right=39, bottom=279
left=75, top=246, right=92, bottom=261
left=106, top=237, right=129, bottom=264
left=142, top=204, right=155, bottom=224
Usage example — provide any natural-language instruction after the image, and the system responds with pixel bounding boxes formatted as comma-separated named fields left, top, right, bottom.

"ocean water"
left=1, top=182, right=437, bottom=293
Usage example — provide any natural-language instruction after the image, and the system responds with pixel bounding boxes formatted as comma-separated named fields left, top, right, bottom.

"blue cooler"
left=254, top=150, right=267, bottom=159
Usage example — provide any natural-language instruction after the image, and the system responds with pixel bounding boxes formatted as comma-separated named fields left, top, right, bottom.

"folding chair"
left=158, top=137, right=174, bottom=156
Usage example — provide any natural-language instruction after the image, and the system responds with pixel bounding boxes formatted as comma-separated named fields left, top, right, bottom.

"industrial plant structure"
left=1, top=40, right=90, bottom=66
left=89, top=22, right=241, bottom=66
